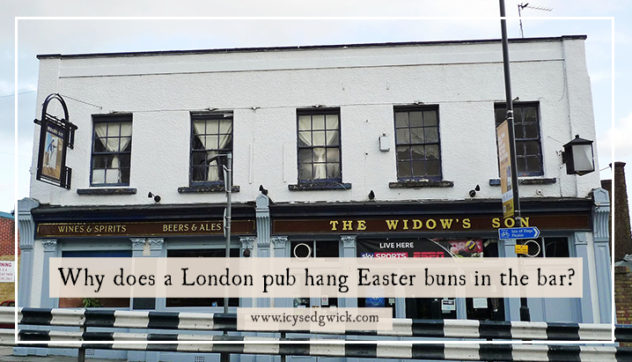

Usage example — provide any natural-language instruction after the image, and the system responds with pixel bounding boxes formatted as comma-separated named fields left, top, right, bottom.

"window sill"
left=288, top=182, right=351, bottom=191
left=489, top=178, right=556, bottom=186
left=389, top=180, right=454, bottom=188
left=178, top=185, right=240, bottom=193
left=77, top=188, right=137, bottom=195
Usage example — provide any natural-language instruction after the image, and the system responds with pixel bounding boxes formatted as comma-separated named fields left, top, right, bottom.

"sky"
left=0, top=0, right=630, bottom=219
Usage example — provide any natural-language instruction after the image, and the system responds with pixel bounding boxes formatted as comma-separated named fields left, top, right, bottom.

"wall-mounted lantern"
left=562, top=135, right=595, bottom=176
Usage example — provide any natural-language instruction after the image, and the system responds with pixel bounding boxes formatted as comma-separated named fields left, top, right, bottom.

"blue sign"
left=498, top=227, right=540, bottom=240
left=365, top=297, right=385, bottom=307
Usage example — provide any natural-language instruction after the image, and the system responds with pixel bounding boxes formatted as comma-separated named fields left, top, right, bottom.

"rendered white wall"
left=30, top=38, right=601, bottom=206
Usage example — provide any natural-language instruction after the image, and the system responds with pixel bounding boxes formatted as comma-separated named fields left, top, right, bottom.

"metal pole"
left=78, top=325, right=85, bottom=362
left=280, top=332, right=286, bottom=362
left=221, top=152, right=232, bottom=362
left=78, top=346, right=85, bottom=362
left=518, top=4, right=524, bottom=38
left=499, top=0, right=530, bottom=322
left=224, top=152, right=232, bottom=314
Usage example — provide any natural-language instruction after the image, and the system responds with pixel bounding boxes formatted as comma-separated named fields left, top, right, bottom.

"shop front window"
left=60, top=250, right=132, bottom=308
left=515, top=237, right=569, bottom=258
left=357, top=237, right=485, bottom=320
left=291, top=240, right=339, bottom=308
left=466, top=239, right=505, bottom=321
left=166, top=248, right=240, bottom=307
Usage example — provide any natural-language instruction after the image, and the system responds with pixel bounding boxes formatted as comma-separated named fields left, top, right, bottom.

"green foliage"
left=82, top=298, right=102, bottom=308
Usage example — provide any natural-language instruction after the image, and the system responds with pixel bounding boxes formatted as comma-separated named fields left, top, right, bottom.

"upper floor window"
left=91, top=115, right=132, bottom=186
left=394, top=106, right=441, bottom=180
left=494, top=103, right=543, bottom=176
left=190, top=112, right=233, bottom=184
left=297, top=109, right=341, bottom=182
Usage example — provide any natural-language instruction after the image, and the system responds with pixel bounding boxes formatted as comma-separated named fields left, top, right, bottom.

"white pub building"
left=18, top=35, right=611, bottom=361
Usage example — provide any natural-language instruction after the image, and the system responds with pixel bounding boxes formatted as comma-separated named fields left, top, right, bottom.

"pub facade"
left=18, top=35, right=611, bottom=360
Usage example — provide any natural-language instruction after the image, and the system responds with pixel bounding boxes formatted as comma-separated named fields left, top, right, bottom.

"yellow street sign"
left=515, top=244, right=528, bottom=255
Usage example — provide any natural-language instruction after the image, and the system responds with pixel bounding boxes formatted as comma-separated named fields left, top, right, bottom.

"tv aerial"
left=518, top=3, right=552, bottom=38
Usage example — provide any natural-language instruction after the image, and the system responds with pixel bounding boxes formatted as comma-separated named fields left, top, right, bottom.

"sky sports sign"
left=357, top=238, right=484, bottom=258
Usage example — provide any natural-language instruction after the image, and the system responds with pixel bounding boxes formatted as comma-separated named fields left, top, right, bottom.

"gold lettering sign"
left=37, top=214, right=591, bottom=238
left=326, top=217, right=529, bottom=232
left=273, top=214, right=590, bottom=234
left=36, top=220, right=255, bottom=238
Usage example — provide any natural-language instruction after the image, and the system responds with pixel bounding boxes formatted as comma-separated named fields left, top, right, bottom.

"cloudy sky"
left=1, top=1, right=630, bottom=217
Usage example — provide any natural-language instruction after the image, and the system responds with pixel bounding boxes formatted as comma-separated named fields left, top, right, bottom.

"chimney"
left=601, top=178, right=613, bottom=257
left=613, top=162, right=632, bottom=261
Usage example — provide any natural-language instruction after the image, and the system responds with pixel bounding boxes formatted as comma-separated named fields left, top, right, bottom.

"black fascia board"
left=31, top=197, right=593, bottom=223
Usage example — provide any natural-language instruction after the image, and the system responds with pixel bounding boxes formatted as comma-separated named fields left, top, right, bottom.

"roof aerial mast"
left=518, top=2, right=552, bottom=37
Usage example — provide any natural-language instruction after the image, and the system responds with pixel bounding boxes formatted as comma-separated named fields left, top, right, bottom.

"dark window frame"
left=296, top=108, right=342, bottom=183
left=189, top=112, right=233, bottom=186
left=90, top=114, right=133, bottom=187
left=393, top=105, right=443, bottom=181
left=494, top=102, right=544, bottom=177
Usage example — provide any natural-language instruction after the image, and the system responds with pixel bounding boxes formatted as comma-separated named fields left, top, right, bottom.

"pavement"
left=0, top=346, right=122, bottom=361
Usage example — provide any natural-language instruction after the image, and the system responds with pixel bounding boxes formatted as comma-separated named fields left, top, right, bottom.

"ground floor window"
left=357, top=237, right=489, bottom=320
left=166, top=248, right=240, bottom=307
left=518, top=237, right=569, bottom=258
left=358, top=296, right=397, bottom=317
left=60, top=250, right=132, bottom=308
left=466, top=240, right=505, bottom=320
left=291, top=240, right=339, bottom=308
left=405, top=298, right=456, bottom=319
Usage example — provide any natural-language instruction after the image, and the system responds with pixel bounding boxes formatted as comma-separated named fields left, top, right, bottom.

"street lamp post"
left=224, top=153, right=232, bottom=362
left=212, top=152, right=232, bottom=362
left=223, top=152, right=232, bottom=316
left=499, top=0, right=530, bottom=322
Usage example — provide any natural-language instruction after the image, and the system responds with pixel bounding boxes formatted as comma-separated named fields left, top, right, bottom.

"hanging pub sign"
left=34, top=94, right=77, bottom=189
